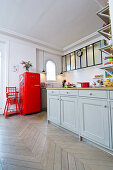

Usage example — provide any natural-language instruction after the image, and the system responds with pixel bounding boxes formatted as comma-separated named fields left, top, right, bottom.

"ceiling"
left=0, top=0, right=108, bottom=50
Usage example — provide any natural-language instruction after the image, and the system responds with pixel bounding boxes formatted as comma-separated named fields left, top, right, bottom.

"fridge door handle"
left=34, top=85, right=40, bottom=87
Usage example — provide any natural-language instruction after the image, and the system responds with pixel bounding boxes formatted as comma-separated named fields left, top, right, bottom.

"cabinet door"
left=61, top=96, right=78, bottom=133
left=110, top=102, right=113, bottom=149
left=48, top=95, right=60, bottom=125
left=79, top=98, right=110, bottom=147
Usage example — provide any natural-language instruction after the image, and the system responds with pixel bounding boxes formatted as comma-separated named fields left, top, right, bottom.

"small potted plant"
left=21, top=61, right=32, bottom=72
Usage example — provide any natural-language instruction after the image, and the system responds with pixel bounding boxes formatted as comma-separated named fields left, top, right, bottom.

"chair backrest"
left=6, top=87, right=16, bottom=93
left=6, top=87, right=17, bottom=98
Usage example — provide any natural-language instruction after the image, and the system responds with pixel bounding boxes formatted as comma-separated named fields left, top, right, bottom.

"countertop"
left=47, top=87, right=113, bottom=90
left=41, top=87, right=47, bottom=89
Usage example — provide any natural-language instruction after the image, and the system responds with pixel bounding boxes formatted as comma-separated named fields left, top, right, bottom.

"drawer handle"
left=90, top=93, right=92, bottom=95
left=52, top=91, right=54, bottom=93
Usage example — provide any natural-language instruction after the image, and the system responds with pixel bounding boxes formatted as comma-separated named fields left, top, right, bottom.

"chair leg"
left=16, top=103, right=17, bottom=113
left=3, top=101, right=7, bottom=115
left=5, top=103, right=9, bottom=119
left=18, top=103, right=21, bottom=116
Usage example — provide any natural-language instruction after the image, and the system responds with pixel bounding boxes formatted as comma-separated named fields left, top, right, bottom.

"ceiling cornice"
left=93, top=0, right=103, bottom=8
left=63, top=31, right=100, bottom=52
left=0, top=26, right=102, bottom=56
left=0, top=26, right=63, bottom=54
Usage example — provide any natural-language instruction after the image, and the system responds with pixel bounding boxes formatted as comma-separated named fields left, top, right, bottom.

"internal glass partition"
left=81, top=48, right=87, bottom=68
left=87, top=45, right=94, bottom=66
left=62, top=40, right=103, bottom=72
left=70, top=52, right=75, bottom=70
left=94, top=41, right=102, bottom=65
left=66, top=54, right=71, bottom=71
left=62, top=56, right=66, bottom=72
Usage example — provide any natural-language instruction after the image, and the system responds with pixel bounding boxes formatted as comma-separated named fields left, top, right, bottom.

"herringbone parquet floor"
left=0, top=112, right=113, bottom=170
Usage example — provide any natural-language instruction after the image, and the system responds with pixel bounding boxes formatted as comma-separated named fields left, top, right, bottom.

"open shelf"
left=97, top=24, right=111, bottom=40
left=93, top=77, right=104, bottom=79
left=100, top=65, right=113, bottom=77
left=97, top=5, right=113, bottom=77
left=97, top=5, right=110, bottom=23
left=100, top=65, right=113, bottom=70
left=99, top=45, right=113, bottom=55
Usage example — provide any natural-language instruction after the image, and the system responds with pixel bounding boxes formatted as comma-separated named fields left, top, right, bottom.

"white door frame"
left=0, top=38, right=9, bottom=114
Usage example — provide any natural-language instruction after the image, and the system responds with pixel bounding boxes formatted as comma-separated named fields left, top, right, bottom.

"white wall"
left=64, top=66, right=104, bottom=85
left=0, top=34, right=37, bottom=113
left=36, top=49, right=61, bottom=73
left=36, top=49, right=63, bottom=87
left=9, top=41, right=36, bottom=88
left=0, top=42, right=6, bottom=113
left=0, top=34, right=37, bottom=90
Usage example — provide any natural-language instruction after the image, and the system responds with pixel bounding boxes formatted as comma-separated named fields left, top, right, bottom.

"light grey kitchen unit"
left=47, top=88, right=113, bottom=152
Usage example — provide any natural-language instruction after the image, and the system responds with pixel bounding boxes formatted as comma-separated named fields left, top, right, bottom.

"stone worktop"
left=47, top=87, right=113, bottom=90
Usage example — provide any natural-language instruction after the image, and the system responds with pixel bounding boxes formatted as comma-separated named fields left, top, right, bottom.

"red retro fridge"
left=19, top=72, right=41, bottom=115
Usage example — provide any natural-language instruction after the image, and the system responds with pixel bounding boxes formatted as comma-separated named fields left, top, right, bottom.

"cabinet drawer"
left=79, top=90, right=108, bottom=99
left=110, top=91, right=113, bottom=100
left=47, top=90, right=60, bottom=95
left=60, top=90, right=78, bottom=96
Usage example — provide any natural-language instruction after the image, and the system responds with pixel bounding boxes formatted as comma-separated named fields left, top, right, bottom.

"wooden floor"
left=0, top=112, right=113, bottom=170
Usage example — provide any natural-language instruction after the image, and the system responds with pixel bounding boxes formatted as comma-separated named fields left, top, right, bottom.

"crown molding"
left=63, top=31, right=100, bottom=52
left=0, top=26, right=102, bottom=56
left=0, top=26, right=63, bottom=54
left=93, top=0, right=103, bottom=8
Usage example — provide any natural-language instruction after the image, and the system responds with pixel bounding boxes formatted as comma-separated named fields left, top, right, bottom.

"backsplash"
left=63, top=66, right=105, bottom=86
left=40, top=65, right=105, bottom=88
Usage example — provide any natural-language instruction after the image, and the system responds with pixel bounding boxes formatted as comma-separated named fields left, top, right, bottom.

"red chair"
left=4, top=87, right=21, bottom=118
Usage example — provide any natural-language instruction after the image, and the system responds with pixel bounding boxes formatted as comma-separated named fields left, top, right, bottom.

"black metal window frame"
left=70, top=52, right=76, bottom=71
left=62, top=40, right=103, bottom=73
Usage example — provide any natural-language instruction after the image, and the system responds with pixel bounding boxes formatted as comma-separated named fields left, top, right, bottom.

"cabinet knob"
left=90, top=93, right=92, bottom=95
left=104, top=105, right=107, bottom=108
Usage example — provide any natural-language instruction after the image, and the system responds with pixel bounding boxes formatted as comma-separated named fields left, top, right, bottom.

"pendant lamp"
left=41, top=50, right=46, bottom=73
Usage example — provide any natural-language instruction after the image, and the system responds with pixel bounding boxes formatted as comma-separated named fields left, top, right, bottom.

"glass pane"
left=76, top=52, right=80, bottom=69
left=62, top=56, right=66, bottom=72
left=46, top=61, right=56, bottom=81
left=66, top=54, right=71, bottom=71
left=94, top=41, right=102, bottom=65
left=70, top=52, right=75, bottom=70
left=87, top=45, right=94, bottom=66
left=81, top=48, right=86, bottom=68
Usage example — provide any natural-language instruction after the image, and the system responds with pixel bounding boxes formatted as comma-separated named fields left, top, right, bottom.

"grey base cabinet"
left=61, top=96, right=78, bottom=133
left=47, top=95, right=60, bottom=125
left=41, top=89, right=47, bottom=111
left=79, top=98, right=110, bottom=147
